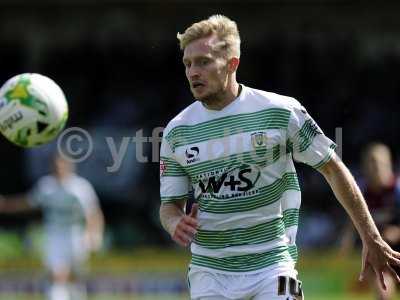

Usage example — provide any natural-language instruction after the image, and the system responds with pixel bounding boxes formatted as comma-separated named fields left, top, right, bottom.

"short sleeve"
left=160, top=133, right=189, bottom=204
left=288, top=101, right=336, bottom=169
left=27, top=177, right=48, bottom=208
left=75, top=178, right=100, bottom=217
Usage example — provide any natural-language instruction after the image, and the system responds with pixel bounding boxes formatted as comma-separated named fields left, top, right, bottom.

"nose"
left=187, top=65, right=200, bottom=80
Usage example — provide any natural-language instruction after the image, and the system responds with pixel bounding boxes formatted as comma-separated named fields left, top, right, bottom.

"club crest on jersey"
left=251, top=132, right=267, bottom=148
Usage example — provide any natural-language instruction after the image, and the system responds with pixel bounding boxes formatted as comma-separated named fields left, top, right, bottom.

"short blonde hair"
left=177, top=15, right=241, bottom=58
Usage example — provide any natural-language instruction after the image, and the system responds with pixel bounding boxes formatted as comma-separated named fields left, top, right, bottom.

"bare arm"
left=318, top=153, right=400, bottom=287
left=319, top=154, right=380, bottom=245
left=84, top=207, right=105, bottom=252
left=0, top=194, right=34, bottom=213
left=159, top=200, right=198, bottom=247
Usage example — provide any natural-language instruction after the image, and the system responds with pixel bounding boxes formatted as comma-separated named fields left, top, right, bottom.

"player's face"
left=53, top=156, right=74, bottom=178
left=183, top=35, right=230, bottom=104
left=364, top=147, right=393, bottom=188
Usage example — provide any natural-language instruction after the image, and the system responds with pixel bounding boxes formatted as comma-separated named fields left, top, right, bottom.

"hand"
left=359, top=238, right=400, bottom=290
left=172, top=203, right=199, bottom=247
left=83, top=230, right=103, bottom=252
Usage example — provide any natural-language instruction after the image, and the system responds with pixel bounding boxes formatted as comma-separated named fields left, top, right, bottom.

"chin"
left=192, top=91, right=210, bottom=102
left=196, top=91, right=216, bottom=103
left=196, top=94, right=209, bottom=102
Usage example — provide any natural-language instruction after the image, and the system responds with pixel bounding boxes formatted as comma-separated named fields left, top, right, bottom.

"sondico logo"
left=0, top=111, right=23, bottom=131
left=185, top=146, right=200, bottom=164
left=199, top=168, right=253, bottom=193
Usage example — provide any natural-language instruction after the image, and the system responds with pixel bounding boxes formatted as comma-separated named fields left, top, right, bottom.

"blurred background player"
left=341, top=142, right=400, bottom=300
left=0, top=152, right=104, bottom=300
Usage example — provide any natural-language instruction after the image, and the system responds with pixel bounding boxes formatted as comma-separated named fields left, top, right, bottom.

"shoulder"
left=68, top=175, right=98, bottom=201
left=243, top=86, right=301, bottom=112
left=70, top=175, right=94, bottom=189
left=36, top=175, right=55, bottom=188
left=163, top=101, right=202, bottom=137
left=31, top=175, right=56, bottom=197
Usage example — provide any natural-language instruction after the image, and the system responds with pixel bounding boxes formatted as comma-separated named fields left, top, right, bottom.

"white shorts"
left=188, top=265, right=303, bottom=300
left=44, top=226, right=88, bottom=274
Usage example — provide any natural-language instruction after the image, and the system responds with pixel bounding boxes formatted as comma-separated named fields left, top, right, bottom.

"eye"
left=200, top=58, right=209, bottom=66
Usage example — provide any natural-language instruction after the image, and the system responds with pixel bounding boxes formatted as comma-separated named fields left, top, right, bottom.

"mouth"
left=192, top=82, right=205, bottom=90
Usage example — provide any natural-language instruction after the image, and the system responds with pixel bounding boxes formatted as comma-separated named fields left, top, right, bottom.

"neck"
left=203, top=81, right=240, bottom=111
left=55, top=173, right=71, bottom=182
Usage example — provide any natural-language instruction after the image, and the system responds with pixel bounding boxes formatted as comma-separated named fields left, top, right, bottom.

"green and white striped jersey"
left=29, top=174, right=100, bottom=230
left=160, top=85, right=336, bottom=273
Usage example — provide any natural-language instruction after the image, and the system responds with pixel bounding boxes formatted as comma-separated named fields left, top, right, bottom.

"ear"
left=227, top=57, right=240, bottom=73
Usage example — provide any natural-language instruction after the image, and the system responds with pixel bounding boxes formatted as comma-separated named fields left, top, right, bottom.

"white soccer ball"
left=0, top=73, right=69, bottom=147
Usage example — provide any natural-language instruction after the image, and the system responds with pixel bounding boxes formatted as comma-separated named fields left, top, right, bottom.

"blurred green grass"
left=1, top=242, right=400, bottom=299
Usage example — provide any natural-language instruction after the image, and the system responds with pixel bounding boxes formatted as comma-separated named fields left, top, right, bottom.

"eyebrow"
left=182, top=55, right=211, bottom=64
